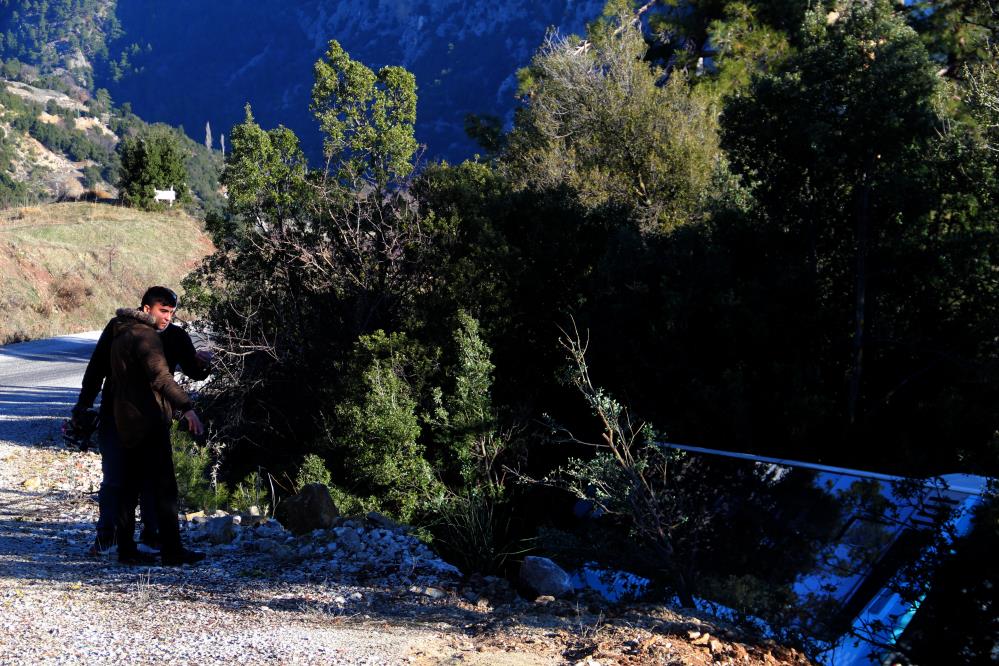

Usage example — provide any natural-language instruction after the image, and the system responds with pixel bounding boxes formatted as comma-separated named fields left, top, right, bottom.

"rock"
left=366, top=511, right=403, bottom=531
left=409, top=585, right=446, bottom=599
left=253, top=520, right=287, bottom=539
left=519, top=556, right=573, bottom=598
left=335, top=527, right=364, bottom=553
left=254, top=538, right=277, bottom=553
left=709, top=639, right=723, bottom=653
left=22, top=477, right=41, bottom=491
left=274, top=483, right=339, bottom=535
left=240, top=513, right=269, bottom=528
left=205, top=515, right=238, bottom=544
left=534, top=595, right=555, bottom=605
left=247, top=505, right=261, bottom=516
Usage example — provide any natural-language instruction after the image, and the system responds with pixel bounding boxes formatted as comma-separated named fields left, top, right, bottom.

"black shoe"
left=139, top=531, right=162, bottom=551
left=161, top=547, right=206, bottom=566
left=118, top=550, right=157, bottom=565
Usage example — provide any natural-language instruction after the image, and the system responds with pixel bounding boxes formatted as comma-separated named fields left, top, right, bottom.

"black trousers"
left=95, top=409, right=158, bottom=546
left=115, top=427, right=183, bottom=556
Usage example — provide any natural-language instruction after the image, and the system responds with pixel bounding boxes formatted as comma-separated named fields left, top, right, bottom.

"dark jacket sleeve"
left=75, top=319, right=114, bottom=410
left=168, top=326, right=210, bottom=381
left=137, top=329, right=194, bottom=413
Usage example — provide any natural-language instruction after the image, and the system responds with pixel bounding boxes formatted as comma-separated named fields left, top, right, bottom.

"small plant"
left=546, top=320, right=707, bottom=606
left=295, top=454, right=332, bottom=491
left=430, top=484, right=530, bottom=575
left=171, top=426, right=230, bottom=513
left=230, top=470, right=269, bottom=515
left=131, top=569, right=154, bottom=605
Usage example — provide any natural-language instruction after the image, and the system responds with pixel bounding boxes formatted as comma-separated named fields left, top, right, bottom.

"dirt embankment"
left=0, top=202, right=213, bottom=344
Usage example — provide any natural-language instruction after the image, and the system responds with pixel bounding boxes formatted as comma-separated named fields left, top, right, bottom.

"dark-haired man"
left=72, top=286, right=210, bottom=562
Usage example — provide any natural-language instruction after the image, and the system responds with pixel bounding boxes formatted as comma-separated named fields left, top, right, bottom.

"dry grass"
left=0, top=201, right=214, bottom=343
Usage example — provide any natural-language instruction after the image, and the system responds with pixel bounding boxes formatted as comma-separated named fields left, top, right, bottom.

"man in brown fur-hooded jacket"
left=107, top=301, right=206, bottom=565
left=74, top=286, right=210, bottom=555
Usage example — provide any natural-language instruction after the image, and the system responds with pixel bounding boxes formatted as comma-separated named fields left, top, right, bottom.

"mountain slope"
left=99, top=0, right=605, bottom=162
left=0, top=79, right=118, bottom=201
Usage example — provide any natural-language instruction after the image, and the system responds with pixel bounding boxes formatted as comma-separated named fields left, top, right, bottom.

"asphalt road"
left=0, top=331, right=100, bottom=446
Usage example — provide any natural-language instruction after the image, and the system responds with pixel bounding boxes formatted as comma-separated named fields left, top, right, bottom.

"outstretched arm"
left=171, top=326, right=212, bottom=381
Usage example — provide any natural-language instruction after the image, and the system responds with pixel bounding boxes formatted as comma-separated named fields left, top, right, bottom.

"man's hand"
left=70, top=404, right=87, bottom=428
left=181, top=409, right=204, bottom=437
left=195, top=349, right=213, bottom=370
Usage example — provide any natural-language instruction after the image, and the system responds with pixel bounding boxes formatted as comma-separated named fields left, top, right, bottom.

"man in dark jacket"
left=72, top=286, right=209, bottom=557
left=107, top=302, right=205, bottom=565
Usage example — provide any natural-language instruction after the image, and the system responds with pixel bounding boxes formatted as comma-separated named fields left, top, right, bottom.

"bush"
left=81, top=165, right=102, bottom=189
left=50, top=273, right=90, bottom=311
left=230, top=470, right=269, bottom=515
left=296, top=454, right=332, bottom=490
left=429, top=486, right=528, bottom=575
left=171, top=427, right=230, bottom=513
left=332, top=331, right=443, bottom=523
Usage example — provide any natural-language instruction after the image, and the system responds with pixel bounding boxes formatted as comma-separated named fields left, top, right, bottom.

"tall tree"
left=907, top=0, right=998, bottom=75
left=218, top=104, right=309, bottom=240
left=505, top=11, right=721, bottom=232
left=721, top=2, right=940, bottom=427
left=310, top=39, right=417, bottom=189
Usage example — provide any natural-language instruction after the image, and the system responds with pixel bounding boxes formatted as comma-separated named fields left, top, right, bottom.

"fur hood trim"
left=115, top=307, right=156, bottom=327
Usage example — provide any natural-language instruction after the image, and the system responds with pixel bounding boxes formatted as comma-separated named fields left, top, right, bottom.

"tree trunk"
left=848, top=155, right=874, bottom=425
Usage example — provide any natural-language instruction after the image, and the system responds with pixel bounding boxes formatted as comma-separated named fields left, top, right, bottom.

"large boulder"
left=274, top=483, right=340, bottom=535
left=519, top=555, right=573, bottom=598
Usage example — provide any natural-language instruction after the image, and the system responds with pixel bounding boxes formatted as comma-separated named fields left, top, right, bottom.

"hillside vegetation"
left=0, top=79, right=224, bottom=211
left=0, top=201, right=212, bottom=343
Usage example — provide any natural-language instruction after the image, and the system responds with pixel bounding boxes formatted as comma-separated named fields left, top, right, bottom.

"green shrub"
left=431, top=311, right=497, bottom=485
left=429, top=487, right=529, bottom=575
left=171, top=427, right=230, bottom=513
left=327, top=485, right=382, bottom=517
left=294, top=453, right=374, bottom=515
left=333, top=330, right=443, bottom=523
left=230, top=470, right=269, bottom=515
left=295, top=453, right=332, bottom=490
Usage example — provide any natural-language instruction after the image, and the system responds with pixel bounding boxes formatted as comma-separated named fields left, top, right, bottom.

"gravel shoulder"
left=0, top=334, right=811, bottom=665
left=0, top=440, right=562, bottom=665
